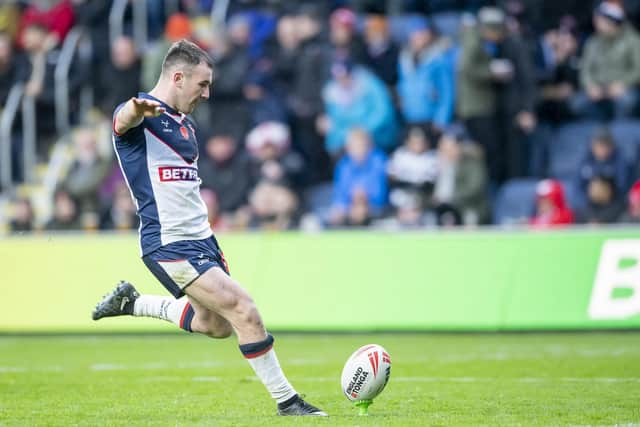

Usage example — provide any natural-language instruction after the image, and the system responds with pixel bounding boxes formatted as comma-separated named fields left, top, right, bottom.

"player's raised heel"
left=91, top=281, right=139, bottom=320
left=277, top=395, right=328, bottom=416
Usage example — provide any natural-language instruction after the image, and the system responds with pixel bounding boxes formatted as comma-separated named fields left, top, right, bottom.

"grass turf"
left=0, top=333, right=639, bottom=426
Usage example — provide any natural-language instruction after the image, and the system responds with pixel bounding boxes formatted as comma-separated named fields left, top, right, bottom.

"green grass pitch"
left=0, top=333, right=639, bottom=426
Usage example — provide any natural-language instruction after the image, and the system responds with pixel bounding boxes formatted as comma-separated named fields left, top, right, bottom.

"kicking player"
left=91, top=39, right=326, bottom=417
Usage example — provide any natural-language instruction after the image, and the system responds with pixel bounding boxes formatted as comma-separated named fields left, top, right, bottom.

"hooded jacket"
left=530, top=179, right=575, bottom=227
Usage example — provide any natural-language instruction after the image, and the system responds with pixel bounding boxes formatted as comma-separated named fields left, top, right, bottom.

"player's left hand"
left=130, top=97, right=166, bottom=118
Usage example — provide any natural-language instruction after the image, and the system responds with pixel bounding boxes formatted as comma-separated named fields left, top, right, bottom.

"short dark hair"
left=161, top=39, right=214, bottom=76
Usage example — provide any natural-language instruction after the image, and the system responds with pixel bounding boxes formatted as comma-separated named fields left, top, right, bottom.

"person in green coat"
left=574, top=1, right=640, bottom=119
left=431, top=129, right=490, bottom=226
left=456, top=7, right=536, bottom=184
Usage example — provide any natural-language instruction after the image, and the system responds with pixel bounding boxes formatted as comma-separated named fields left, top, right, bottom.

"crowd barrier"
left=1, top=229, right=639, bottom=332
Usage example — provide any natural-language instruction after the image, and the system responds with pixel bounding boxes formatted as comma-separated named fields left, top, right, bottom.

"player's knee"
left=192, top=319, right=233, bottom=339
left=212, top=321, right=234, bottom=338
left=205, top=324, right=233, bottom=339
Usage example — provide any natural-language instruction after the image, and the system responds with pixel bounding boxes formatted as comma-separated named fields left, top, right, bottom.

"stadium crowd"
left=2, top=0, right=640, bottom=233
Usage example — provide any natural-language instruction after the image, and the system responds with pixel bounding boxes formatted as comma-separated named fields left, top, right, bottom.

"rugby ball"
left=341, top=344, right=391, bottom=401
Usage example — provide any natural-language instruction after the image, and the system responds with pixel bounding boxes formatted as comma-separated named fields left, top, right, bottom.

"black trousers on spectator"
left=291, top=115, right=331, bottom=185
left=464, top=114, right=528, bottom=184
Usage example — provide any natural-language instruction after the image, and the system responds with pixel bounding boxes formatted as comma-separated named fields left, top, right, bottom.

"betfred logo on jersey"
left=159, top=166, right=199, bottom=182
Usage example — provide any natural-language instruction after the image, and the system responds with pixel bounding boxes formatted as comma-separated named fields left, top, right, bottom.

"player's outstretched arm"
left=114, top=97, right=166, bottom=135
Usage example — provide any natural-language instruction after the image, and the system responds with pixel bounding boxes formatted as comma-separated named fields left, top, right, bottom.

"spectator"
left=387, top=125, right=439, bottom=214
left=141, top=13, right=192, bottom=92
left=576, top=127, right=630, bottom=205
left=203, top=28, right=251, bottom=139
left=578, top=175, right=626, bottom=224
left=377, top=190, right=430, bottom=229
left=22, top=21, right=86, bottom=150
left=431, top=130, right=489, bottom=226
left=536, top=22, right=581, bottom=123
left=246, top=121, right=305, bottom=191
left=248, top=182, right=299, bottom=230
left=228, top=13, right=253, bottom=52
left=46, top=188, right=80, bottom=231
left=198, top=132, right=254, bottom=218
left=230, top=10, right=278, bottom=62
left=243, top=66, right=288, bottom=126
left=17, top=0, right=75, bottom=49
left=320, top=57, right=398, bottom=156
left=329, top=8, right=366, bottom=62
left=97, top=36, right=141, bottom=116
left=200, top=188, right=231, bottom=232
left=575, top=1, right=640, bottom=119
left=0, top=31, right=30, bottom=108
left=457, top=6, right=537, bottom=183
left=619, top=179, right=640, bottom=223
left=71, top=0, right=111, bottom=81
left=288, top=5, right=332, bottom=183
left=100, top=180, right=138, bottom=231
left=361, top=14, right=399, bottom=88
left=0, top=1, right=20, bottom=41
left=10, top=197, right=35, bottom=233
left=245, top=122, right=302, bottom=230
left=397, top=16, right=455, bottom=131
left=329, top=128, right=388, bottom=227
left=530, top=179, right=575, bottom=228
left=62, top=126, right=112, bottom=215
left=262, top=14, right=300, bottom=100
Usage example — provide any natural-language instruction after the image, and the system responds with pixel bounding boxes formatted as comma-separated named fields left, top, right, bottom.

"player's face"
left=179, top=62, right=213, bottom=114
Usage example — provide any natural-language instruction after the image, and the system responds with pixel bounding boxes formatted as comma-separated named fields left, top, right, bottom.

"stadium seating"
left=493, top=178, right=538, bottom=225
left=609, top=119, right=640, bottom=165
left=493, top=178, right=584, bottom=225
left=548, top=121, right=600, bottom=180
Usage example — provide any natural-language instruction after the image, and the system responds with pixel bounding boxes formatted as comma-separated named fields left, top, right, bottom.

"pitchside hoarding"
left=0, top=230, right=639, bottom=331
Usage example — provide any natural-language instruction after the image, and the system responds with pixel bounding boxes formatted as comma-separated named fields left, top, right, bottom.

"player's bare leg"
left=187, top=297, right=233, bottom=338
left=185, top=267, right=327, bottom=416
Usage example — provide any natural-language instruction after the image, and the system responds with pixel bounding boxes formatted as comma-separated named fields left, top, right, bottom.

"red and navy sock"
left=179, top=303, right=195, bottom=333
left=239, top=334, right=274, bottom=359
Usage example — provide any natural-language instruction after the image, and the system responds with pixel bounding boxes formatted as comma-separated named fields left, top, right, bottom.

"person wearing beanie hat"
left=457, top=6, right=536, bottom=183
left=329, top=7, right=366, bottom=62
left=397, top=13, right=455, bottom=131
left=245, top=122, right=303, bottom=230
left=574, top=1, right=640, bottom=119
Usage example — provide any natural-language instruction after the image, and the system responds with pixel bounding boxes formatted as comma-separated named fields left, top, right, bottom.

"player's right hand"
left=130, top=97, right=166, bottom=117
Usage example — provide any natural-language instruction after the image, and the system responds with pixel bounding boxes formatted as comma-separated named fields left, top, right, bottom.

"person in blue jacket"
left=397, top=16, right=455, bottom=130
left=329, top=128, right=388, bottom=227
left=320, top=57, right=398, bottom=156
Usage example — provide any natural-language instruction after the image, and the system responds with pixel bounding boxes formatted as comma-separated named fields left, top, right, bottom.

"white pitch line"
left=192, top=376, right=220, bottom=382
left=571, top=423, right=640, bottom=427
left=289, top=376, right=640, bottom=383
left=0, top=367, right=26, bottom=373
left=2, top=365, right=639, bottom=385
left=90, top=363, right=127, bottom=371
